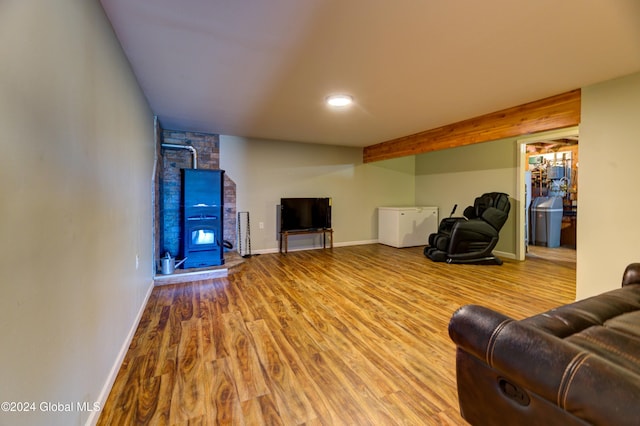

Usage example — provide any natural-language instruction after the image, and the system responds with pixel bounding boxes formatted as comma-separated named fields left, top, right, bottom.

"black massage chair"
left=424, top=192, right=510, bottom=265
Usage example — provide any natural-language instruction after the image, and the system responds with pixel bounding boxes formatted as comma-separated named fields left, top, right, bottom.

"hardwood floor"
left=526, top=244, right=577, bottom=263
left=98, top=244, right=576, bottom=425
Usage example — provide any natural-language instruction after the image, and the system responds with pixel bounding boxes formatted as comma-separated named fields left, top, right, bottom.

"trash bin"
left=530, top=196, right=563, bottom=248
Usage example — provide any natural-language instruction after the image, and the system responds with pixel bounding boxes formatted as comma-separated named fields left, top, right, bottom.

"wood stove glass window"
left=192, top=229, right=215, bottom=246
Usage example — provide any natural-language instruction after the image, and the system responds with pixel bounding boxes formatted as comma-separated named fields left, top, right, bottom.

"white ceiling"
left=100, top=0, right=640, bottom=148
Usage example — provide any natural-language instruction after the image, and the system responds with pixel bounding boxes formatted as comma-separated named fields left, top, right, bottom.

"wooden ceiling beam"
left=363, top=89, right=581, bottom=163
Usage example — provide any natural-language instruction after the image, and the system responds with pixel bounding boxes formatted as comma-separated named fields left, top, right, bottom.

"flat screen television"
left=280, top=198, right=332, bottom=231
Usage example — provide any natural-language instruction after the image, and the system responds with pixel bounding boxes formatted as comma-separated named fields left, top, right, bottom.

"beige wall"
left=415, top=138, right=518, bottom=255
left=220, top=136, right=415, bottom=252
left=577, top=71, right=640, bottom=299
left=0, top=2, right=154, bottom=425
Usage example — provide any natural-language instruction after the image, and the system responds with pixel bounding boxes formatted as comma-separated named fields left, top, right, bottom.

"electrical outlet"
left=135, top=254, right=139, bottom=270
left=259, top=222, right=264, bottom=229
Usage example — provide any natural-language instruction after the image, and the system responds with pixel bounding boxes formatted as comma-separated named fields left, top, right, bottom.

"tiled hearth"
left=153, top=251, right=245, bottom=286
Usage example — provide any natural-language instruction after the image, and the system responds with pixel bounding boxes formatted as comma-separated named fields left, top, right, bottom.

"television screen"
left=280, top=198, right=332, bottom=231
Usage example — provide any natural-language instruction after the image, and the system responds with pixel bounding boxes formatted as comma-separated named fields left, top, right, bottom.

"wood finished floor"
left=98, top=244, right=576, bottom=425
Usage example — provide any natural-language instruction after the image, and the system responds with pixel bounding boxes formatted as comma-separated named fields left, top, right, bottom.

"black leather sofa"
left=448, top=263, right=640, bottom=425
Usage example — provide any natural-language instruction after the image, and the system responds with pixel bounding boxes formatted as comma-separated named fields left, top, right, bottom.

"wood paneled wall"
left=363, top=89, right=581, bottom=163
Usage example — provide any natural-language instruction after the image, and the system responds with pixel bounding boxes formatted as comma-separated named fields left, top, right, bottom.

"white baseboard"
left=252, top=247, right=280, bottom=255
left=494, top=250, right=517, bottom=260
left=252, top=239, right=380, bottom=255
left=86, top=279, right=155, bottom=426
left=335, top=239, right=378, bottom=247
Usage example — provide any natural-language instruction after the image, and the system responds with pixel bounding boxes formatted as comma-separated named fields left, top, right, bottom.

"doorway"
left=516, top=127, right=579, bottom=261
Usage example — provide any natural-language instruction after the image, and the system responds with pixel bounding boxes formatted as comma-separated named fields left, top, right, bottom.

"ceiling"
left=527, top=137, right=579, bottom=153
left=100, top=0, right=640, bottom=148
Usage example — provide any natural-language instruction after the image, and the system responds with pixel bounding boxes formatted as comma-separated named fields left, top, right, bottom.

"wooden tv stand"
left=279, top=228, right=333, bottom=253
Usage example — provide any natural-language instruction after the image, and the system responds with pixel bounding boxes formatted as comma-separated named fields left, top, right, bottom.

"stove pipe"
left=161, top=143, right=198, bottom=169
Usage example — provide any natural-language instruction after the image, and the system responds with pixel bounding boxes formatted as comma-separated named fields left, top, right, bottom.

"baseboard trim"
left=335, top=239, right=378, bottom=247
left=86, top=279, right=155, bottom=426
left=494, top=250, right=517, bottom=260
left=252, top=239, right=380, bottom=255
left=154, top=268, right=228, bottom=285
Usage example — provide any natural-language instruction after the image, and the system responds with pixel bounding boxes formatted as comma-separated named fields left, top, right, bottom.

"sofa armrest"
left=449, top=304, right=640, bottom=425
left=448, top=304, right=512, bottom=361
left=622, top=262, right=640, bottom=286
left=449, top=304, right=588, bottom=403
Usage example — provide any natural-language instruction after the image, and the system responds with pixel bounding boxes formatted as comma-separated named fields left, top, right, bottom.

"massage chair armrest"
left=450, top=219, right=496, bottom=240
left=446, top=220, right=498, bottom=257
left=437, top=216, right=467, bottom=234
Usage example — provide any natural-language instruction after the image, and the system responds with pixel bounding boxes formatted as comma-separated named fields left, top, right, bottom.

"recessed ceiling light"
left=326, top=94, right=353, bottom=107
